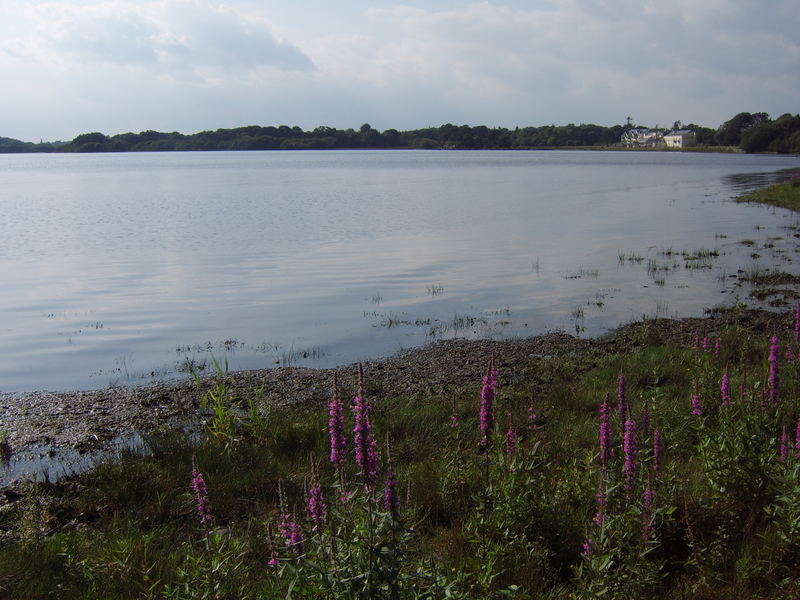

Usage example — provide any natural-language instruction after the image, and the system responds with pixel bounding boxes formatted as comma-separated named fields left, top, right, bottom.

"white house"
left=664, top=130, right=697, bottom=148
left=621, top=128, right=664, bottom=148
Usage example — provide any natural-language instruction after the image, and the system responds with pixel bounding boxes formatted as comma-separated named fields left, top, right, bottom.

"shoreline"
left=0, top=307, right=790, bottom=460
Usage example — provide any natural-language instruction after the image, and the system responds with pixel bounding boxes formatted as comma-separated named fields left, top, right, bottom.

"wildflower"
left=617, top=369, right=626, bottom=416
left=353, top=394, right=380, bottom=484
left=653, top=427, right=663, bottom=472
left=721, top=370, right=731, bottom=407
left=191, top=459, right=213, bottom=529
left=480, top=359, right=498, bottom=442
left=450, top=413, right=459, bottom=428
left=594, top=475, right=607, bottom=527
left=624, top=418, right=638, bottom=493
left=599, top=393, right=614, bottom=466
left=527, top=390, right=537, bottom=430
left=328, top=375, right=347, bottom=467
left=268, top=554, right=280, bottom=568
left=691, top=382, right=702, bottom=416
left=702, top=335, right=710, bottom=352
left=641, top=405, right=650, bottom=439
left=769, top=335, right=780, bottom=404
left=693, top=331, right=701, bottom=351
left=582, top=538, right=595, bottom=556
left=714, top=337, right=721, bottom=357
left=280, top=513, right=305, bottom=555
left=383, top=467, right=400, bottom=515
left=307, top=482, right=327, bottom=531
left=780, top=425, right=790, bottom=463
left=505, top=424, right=518, bottom=462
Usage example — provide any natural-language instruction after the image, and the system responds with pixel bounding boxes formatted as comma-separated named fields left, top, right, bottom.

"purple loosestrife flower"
left=653, top=427, right=663, bottom=472
left=721, top=370, right=731, bottom=407
left=328, top=377, right=347, bottom=467
left=450, top=413, right=459, bottom=428
left=527, top=404, right=537, bottom=430
left=582, top=538, right=595, bottom=556
left=599, top=393, right=614, bottom=466
left=268, top=554, right=280, bottom=568
left=594, top=476, right=607, bottom=528
left=307, top=483, right=327, bottom=531
left=191, top=460, right=213, bottom=529
left=617, top=370, right=627, bottom=417
left=691, top=382, right=703, bottom=416
left=289, top=521, right=304, bottom=554
left=280, top=513, right=305, bottom=555
left=694, top=331, right=701, bottom=352
left=769, top=335, right=780, bottom=404
left=353, top=395, right=380, bottom=484
left=480, top=362, right=498, bottom=442
left=703, top=335, right=711, bottom=352
left=383, top=467, right=400, bottom=514
left=780, top=425, right=790, bottom=463
left=624, top=418, right=638, bottom=494
left=641, top=406, right=651, bottom=439
left=714, top=337, right=721, bottom=357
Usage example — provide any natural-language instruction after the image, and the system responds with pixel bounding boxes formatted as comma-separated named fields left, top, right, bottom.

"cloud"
left=0, top=0, right=797, bottom=140
left=6, top=0, right=314, bottom=75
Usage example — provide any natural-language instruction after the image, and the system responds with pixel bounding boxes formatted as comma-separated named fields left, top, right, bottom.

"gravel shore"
left=0, top=308, right=790, bottom=457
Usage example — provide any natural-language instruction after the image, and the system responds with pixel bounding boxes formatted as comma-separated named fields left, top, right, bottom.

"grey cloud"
left=42, top=1, right=314, bottom=72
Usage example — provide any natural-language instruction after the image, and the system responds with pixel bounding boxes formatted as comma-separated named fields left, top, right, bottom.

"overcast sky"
left=1, top=0, right=797, bottom=142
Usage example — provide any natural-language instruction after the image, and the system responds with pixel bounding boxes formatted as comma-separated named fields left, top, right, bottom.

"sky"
left=0, top=0, right=797, bottom=142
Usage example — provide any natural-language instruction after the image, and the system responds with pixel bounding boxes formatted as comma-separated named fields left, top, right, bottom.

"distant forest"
left=1, top=111, right=798, bottom=154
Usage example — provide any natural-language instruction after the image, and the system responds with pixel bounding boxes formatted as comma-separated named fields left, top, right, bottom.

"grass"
left=4, top=309, right=800, bottom=598
left=737, top=178, right=800, bottom=212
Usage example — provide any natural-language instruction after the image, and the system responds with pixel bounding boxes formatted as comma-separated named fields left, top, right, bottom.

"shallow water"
left=0, top=150, right=798, bottom=392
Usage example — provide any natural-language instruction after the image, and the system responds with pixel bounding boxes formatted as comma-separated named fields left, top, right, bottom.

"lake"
left=0, top=150, right=798, bottom=392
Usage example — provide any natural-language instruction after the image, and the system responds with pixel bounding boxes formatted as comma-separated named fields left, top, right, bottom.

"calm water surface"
left=1, top=150, right=798, bottom=392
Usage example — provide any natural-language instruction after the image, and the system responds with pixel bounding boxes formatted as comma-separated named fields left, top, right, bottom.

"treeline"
left=1, top=111, right=798, bottom=154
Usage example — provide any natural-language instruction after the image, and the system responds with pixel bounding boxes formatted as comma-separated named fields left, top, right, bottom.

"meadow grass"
left=3, top=310, right=800, bottom=598
left=737, top=178, right=800, bottom=212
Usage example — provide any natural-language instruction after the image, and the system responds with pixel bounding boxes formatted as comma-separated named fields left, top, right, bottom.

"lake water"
left=0, top=150, right=798, bottom=392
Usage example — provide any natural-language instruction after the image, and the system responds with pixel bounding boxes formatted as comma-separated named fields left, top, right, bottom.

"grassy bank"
left=737, top=175, right=800, bottom=212
left=2, top=308, right=800, bottom=599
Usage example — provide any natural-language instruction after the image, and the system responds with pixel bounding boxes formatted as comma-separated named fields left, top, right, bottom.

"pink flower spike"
left=480, top=360, right=498, bottom=442
left=653, top=428, right=663, bottom=472
left=721, top=371, right=731, bottom=407
left=617, top=370, right=626, bottom=416
left=769, top=335, right=780, bottom=405
left=191, top=460, right=213, bottom=529
left=328, top=378, right=347, bottom=467
left=691, top=382, right=703, bottom=416
left=623, top=418, right=638, bottom=493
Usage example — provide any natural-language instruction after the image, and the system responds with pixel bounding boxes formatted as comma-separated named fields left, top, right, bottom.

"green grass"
left=737, top=179, right=800, bottom=212
left=3, top=312, right=800, bottom=598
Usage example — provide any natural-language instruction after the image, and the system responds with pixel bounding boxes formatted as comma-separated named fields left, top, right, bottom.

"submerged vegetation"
left=3, top=307, right=800, bottom=598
